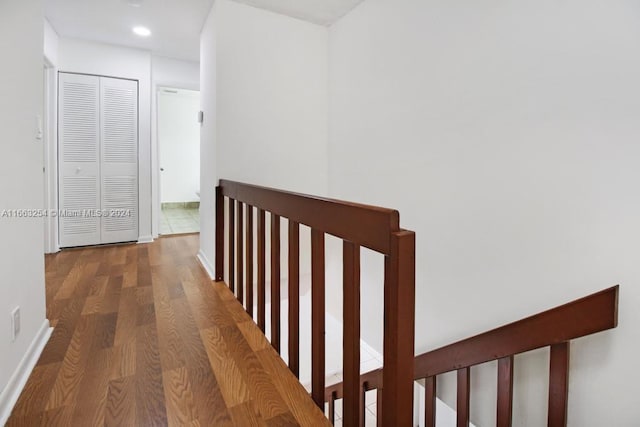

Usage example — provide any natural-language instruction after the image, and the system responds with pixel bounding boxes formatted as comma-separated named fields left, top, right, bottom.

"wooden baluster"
left=237, top=202, right=244, bottom=305
left=215, top=186, right=224, bottom=281
left=360, top=383, right=368, bottom=427
left=257, top=209, right=266, bottom=332
left=343, top=241, right=362, bottom=427
left=328, top=392, right=337, bottom=425
left=382, top=230, right=415, bottom=427
left=271, top=214, right=281, bottom=352
left=457, top=367, right=470, bottom=427
left=228, top=199, right=235, bottom=293
left=288, top=220, right=300, bottom=377
left=497, top=356, right=514, bottom=427
left=548, top=342, right=570, bottom=427
left=245, top=206, right=253, bottom=317
left=425, top=376, right=437, bottom=427
left=311, top=229, right=325, bottom=408
left=376, top=387, right=383, bottom=427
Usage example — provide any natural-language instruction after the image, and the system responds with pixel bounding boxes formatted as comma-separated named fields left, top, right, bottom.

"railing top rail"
left=325, top=285, right=618, bottom=399
left=219, top=179, right=401, bottom=255
left=414, top=285, right=618, bottom=378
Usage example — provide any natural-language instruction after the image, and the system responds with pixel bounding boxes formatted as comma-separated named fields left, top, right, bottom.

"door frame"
left=152, top=82, right=200, bottom=238
left=43, top=58, right=59, bottom=253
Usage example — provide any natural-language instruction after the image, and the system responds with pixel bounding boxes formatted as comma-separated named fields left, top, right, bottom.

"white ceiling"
left=45, top=0, right=215, bottom=62
left=45, top=0, right=365, bottom=62
left=231, top=0, right=366, bottom=26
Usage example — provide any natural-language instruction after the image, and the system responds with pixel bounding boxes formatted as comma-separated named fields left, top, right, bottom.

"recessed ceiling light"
left=133, top=26, right=151, bottom=37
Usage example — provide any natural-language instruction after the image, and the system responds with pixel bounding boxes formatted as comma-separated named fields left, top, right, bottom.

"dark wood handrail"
left=324, top=285, right=619, bottom=426
left=218, top=179, right=400, bottom=255
left=414, top=284, right=618, bottom=377
left=215, top=180, right=416, bottom=427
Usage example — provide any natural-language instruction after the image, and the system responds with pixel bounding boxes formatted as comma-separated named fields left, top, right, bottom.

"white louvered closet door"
left=58, top=73, right=101, bottom=247
left=59, top=73, right=139, bottom=247
left=100, top=77, right=139, bottom=244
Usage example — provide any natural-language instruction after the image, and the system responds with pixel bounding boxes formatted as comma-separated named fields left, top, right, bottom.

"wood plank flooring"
left=7, top=234, right=330, bottom=427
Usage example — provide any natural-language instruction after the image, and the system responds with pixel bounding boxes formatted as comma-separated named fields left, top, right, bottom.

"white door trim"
left=43, top=59, right=59, bottom=253
left=151, top=82, right=200, bottom=238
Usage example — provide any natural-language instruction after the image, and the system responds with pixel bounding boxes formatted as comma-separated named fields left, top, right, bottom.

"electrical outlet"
left=11, top=307, right=20, bottom=341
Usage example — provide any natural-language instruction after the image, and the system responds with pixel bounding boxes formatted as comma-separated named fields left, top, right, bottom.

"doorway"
left=157, top=87, right=201, bottom=235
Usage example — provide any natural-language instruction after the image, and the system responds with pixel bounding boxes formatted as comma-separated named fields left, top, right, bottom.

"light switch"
left=36, top=115, right=43, bottom=140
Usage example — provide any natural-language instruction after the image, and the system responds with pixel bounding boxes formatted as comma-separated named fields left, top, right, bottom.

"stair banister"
left=325, top=285, right=619, bottom=427
left=215, top=179, right=416, bottom=427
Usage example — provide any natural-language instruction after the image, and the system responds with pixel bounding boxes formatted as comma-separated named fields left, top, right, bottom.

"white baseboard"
left=0, top=319, right=53, bottom=425
left=44, top=243, right=60, bottom=254
left=137, top=235, right=154, bottom=244
left=197, top=250, right=216, bottom=280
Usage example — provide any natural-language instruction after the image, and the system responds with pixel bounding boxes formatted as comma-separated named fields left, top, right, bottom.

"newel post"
left=215, top=185, right=224, bottom=281
left=382, top=230, right=416, bottom=426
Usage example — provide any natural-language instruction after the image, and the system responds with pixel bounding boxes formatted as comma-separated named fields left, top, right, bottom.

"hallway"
left=7, top=235, right=328, bottom=426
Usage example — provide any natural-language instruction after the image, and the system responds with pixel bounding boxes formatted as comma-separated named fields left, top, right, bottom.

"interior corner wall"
left=214, top=0, right=328, bottom=195
left=328, top=0, right=640, bottom=425
left=198, top=0, right=329, bottom=278
left=44, top=19, right=59, bottom=66
left=0, top=0, right=48, bottom=416
left=57, top=37, right=153, bottom=242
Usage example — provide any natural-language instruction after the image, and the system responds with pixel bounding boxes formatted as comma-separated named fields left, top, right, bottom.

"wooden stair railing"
left=215, top=180, right=416, bottom=427
left=325, top=285, right=619, bottom=427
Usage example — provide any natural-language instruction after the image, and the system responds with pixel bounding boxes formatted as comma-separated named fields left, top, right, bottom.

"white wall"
left=215, top=0, right=328, bottom=194
left=58, top=37, right=154, bottom=242
left=44, top=19, right=59, bottom=66
left=0, top=0, right=49, bottom=422
left=151, top=56, right=199, bottom=235
left=158, top=89, right=201, bottom=203
left=198, top=0, right=329, bottom=276
left=198, top=3, right=218, bottom=276
left=329, top=0, right=640, bottom=425
left=152, top=56, right=200, bottom=91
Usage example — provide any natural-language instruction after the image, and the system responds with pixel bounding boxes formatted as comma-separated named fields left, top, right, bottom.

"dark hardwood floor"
left=7, top=234, right=329, bottom=426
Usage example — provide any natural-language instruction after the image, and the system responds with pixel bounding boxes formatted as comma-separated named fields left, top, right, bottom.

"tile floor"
left=160, top=206, right=200, bottom=234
